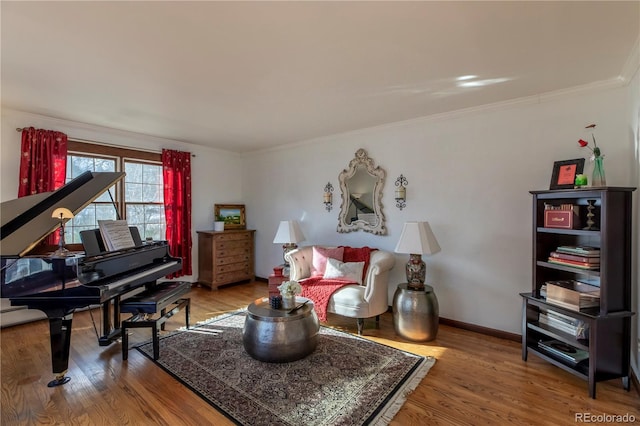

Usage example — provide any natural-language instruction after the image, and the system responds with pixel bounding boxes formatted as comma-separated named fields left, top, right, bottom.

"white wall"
left=243, top=85, right=636, bottom=334
left=1, top=108, right=244, bottom=282
left=2, top=83, right=637, bottom=337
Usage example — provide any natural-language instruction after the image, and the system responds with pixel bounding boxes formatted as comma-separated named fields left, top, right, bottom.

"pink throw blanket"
left=300, top=276, right=355, bottom=322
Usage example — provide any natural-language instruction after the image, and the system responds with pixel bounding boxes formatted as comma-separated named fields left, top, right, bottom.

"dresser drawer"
left=215, top=240, right=252, bottom=251
left=216, top=246, right=251, bottom=258
left=213, top=269, right=253, bottom=284
left=215, top=254, right=250, bottom=266
left=213, top=232, right=252, bottom=243
left=214, top=261, right=251, bottom=274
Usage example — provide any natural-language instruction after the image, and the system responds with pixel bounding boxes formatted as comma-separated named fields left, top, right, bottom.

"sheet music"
left=98, top=220, right=136, bottom=251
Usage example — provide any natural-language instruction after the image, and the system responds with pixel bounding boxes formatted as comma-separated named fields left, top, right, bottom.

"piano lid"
left=1, top=171, right=125, bottom=257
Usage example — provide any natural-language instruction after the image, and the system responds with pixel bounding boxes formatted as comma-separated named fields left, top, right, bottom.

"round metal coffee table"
left=243, top=297, right=319, bottom=363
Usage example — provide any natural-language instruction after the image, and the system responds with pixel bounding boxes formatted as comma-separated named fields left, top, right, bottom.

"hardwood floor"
left=2, top=281, right=638, bottom=425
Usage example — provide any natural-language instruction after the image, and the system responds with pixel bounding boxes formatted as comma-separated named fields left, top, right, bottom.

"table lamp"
left=273, top=220, right=305, bottom=267
left=51, top=207, right=75, bottom=257
left=394, top=221, right=441, bottom=290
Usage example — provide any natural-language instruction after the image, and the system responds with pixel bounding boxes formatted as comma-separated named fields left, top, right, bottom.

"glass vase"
left=281, top=295, right=296, bottom=310
left=591, top=156, right=606, bottom=187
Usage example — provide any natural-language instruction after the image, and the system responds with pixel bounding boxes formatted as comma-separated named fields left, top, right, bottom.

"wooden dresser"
left=197, top=229, right=255, bottom=290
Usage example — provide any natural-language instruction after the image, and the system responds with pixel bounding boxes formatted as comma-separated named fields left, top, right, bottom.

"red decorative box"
left=268, top=266, right=288, bottom=297
left=544, top=210, right=578, bottom=229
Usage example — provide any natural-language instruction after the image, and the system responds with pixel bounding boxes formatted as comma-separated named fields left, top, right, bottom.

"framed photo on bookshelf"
left=214, top=204, right=246, bottom=230
left=549, top=158, right=585, bottom=190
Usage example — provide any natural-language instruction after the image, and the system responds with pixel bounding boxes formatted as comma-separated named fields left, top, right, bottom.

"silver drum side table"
left=243, top=297, right=319, bottom=362
left=392, top=283, right=439, bottom=341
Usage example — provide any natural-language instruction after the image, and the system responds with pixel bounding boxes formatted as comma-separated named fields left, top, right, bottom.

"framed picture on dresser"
left=214, top=204, right=246, bottom=229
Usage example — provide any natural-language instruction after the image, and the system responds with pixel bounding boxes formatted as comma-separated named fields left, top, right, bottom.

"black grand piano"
left=0, top=171, right=183, bottom=386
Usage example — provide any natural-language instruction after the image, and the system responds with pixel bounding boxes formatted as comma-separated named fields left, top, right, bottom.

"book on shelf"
left=539, top=284, right=547, bottom=298
left=539, top=313, right=578, bottom=335
left=539, top=308, right=589, bottom=339
left=537, top=340, right=589, bottom=366
left=544, top=203, right=577, bottom=211
left=547, top=258, right=599, bottom=270
left=549, top=251, right=600, bottom=264
left=546, top=279, right=601, bottom=296
left=555, top=246, right=600, bottom=257
left=545, top=280, right=600, bottom=311
left=546, top=308, right=580, bottom=325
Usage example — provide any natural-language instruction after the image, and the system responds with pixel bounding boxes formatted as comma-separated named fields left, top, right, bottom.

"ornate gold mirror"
left=337, top=149, right=386, bottom=235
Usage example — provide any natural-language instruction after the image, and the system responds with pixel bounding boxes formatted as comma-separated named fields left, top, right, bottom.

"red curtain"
left=18, top=127, right=68, bottom=197
left=18, top=127, right=68, bottom=245
left=162, top=149, right=192, bottom=278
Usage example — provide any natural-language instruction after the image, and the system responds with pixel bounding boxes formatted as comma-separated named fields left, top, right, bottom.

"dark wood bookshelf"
left=521, top=187, right=635, bottom=398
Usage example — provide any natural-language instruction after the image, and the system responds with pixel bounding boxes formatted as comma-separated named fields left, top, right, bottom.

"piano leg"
left=113, top=296, right=122, bottom=330
left=101, top=298, right=113, bottom=339
left=98, top=297, right=123, bottom=346
left=47, top=314, right=73, bottom=387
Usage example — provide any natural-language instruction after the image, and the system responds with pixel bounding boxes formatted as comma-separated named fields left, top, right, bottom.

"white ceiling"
left=2, top=1, right=639, bottom=153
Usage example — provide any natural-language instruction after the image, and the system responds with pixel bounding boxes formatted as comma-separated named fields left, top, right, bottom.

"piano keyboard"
left=104, top=261, right=181, bottom=291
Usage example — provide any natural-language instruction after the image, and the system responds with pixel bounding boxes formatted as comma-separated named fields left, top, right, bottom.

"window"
left=64, top=142, right=164, bottom=245
left=124, top=160, right=165, bottom=241
left=65, top=154, right=118, bottom=243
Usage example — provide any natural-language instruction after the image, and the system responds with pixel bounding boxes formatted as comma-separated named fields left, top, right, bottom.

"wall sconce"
left=395, top=174, right=407, bottom=210
left=323, top=182, right=333, bottom=212
left=51, top=207, right=74, bottom=257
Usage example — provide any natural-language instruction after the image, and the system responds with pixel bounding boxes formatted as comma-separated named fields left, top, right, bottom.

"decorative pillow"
left=340, top=246, right=377, bottom=282
left=323, top=258, right=365, bottom=285
left=311, top=246, right=344, bottom=277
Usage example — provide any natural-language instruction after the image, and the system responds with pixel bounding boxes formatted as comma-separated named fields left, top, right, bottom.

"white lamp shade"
left=51, top=207, right=74, bottom=219
left=394, top=221, right=441, bottom=255
left=273, top=220, right=306, bottom=244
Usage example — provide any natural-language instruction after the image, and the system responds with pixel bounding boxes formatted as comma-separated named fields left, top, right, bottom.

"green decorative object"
left=592, top=156, right=606, bottom=187
left=574, top=174, right=588, bottom=187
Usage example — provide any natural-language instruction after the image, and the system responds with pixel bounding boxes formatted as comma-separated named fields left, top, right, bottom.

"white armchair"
left=285, top=246, right=395, bottom=334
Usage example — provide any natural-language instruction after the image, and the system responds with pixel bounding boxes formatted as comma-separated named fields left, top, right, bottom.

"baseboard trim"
left=381, top=308, right=521, bottom=343
left=255, top=276, right=267, bottom=283
left=439, top=316, right=521, bottom=342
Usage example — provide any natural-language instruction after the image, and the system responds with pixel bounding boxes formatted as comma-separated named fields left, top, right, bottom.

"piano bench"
left=120, top=281, right=191, bottom=361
